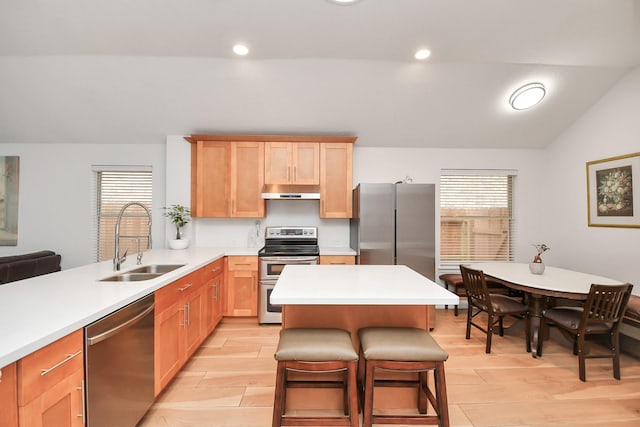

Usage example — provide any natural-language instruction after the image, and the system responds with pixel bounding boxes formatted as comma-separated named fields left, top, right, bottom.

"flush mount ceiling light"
left=233, top=44, right=249, bottom=56
left=509, top=82, right=546, bottom=110
left=414, top=48, right=431, bottom=60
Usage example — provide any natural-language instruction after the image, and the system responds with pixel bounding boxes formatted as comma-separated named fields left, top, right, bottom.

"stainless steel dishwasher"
left=84, top=294, right=154, bottom=427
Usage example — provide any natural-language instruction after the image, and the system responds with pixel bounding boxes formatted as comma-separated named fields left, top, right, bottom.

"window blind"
left=92, top=168, right=153, bottom=262
left=440, top=171, right=515, bottom=269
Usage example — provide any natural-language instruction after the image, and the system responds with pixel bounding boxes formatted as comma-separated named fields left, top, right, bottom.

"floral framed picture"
left=586, top=152, right=640, bottom=228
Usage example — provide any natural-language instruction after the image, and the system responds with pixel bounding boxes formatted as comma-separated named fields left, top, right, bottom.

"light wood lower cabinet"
left=204, top=258, right=225, bottom=335
left=17, top=329, right=84, bottom=427
left=225, top=256, right=258, bottom=317
left=154, top=270, right=206, bottom=395
left=0, top=363, right=19, bottom=427
left=320, top=255, right=355, bottom=265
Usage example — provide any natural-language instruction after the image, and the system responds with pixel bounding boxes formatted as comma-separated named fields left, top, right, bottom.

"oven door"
left=259, top=256, right=319, bottom=281
left=259, top=280, right=282, bottom=324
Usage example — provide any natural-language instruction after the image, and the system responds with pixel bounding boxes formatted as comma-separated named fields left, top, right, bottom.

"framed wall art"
left=586, top=152, right=640, bottom=228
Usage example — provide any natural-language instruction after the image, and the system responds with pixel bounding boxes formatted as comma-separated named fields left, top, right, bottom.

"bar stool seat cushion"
left=359, top=327, right=448, bottom=362
left=275, top=328, right=358, bottom=362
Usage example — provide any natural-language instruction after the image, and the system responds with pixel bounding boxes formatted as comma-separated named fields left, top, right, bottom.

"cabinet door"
left=154, top=303, right=184, bottom=396
left=0, top=363, right=18, bottom=427
left=227, top=270, right=258, bottom=316
left=18, top=368, right=84, bottom=427
left=230, top=142, right=265, bottom=218
left=192, top=141, right=230, bottom=217
left=205, top=271, right=225, bottom=334
left=292, top=143, right=319, bottom=184
left=184, top=285, right=205, bottom=358
left=264, top=142, right=291, bottom=184
left=320, top=143, right=353, bottom=218
left=226, top=256, right=258, bottom=317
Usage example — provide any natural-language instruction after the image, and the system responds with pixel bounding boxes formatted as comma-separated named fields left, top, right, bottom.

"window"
left=93, top=167, right=152, bottom=262
left=440, top=170, right=515, bottom=268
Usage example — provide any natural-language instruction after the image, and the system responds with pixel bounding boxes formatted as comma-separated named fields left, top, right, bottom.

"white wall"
left=0, top=143, right=166, bottom=268
left=543, top=66, right=640, bottom=290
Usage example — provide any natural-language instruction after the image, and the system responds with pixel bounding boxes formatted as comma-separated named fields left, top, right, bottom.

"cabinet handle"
left=234, top=263, right=251, bottom=267
left=179, top=283, right=192, bottom=292
left=77, top=380, right=86, bottom=423
left=180, top=305, right=188, bottom=329
left=214, top=282, right=219, bottom=301
left=232, top=200, right=235, bottom=214
left=40, top=351, right=82, bottom=376
left=211, top=267, right=221, bottom=273
left=287, top=166, right=291, bottom=181
left=294, top=166, right=297, bottom=182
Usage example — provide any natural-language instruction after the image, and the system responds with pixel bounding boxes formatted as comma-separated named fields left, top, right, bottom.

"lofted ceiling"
left=1, top=0, right=639, bottom=148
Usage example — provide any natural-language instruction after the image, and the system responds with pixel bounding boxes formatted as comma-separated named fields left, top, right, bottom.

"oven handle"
left=259, top=256, right=319, bottom=263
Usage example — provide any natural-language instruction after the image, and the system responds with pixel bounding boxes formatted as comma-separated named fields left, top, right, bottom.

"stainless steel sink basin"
left=100, top=273, right=163, bottom=282
left=127, top=264, right=186, bottom=274
left=99, top=264, right=186, bottom=282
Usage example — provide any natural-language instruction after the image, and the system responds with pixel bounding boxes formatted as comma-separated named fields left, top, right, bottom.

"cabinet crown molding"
left=185, top=134, right=357, bottom=144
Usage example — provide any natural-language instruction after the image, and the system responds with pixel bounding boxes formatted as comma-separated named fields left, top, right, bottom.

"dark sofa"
left=0, top=250, right=62, bottom=284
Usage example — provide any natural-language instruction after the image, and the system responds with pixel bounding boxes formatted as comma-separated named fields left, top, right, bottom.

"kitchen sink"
left=100, top=273, right=162, bottom=282
left=127, top=264, right=186, bottom=274
left=99, top=264, right=186, bottom=282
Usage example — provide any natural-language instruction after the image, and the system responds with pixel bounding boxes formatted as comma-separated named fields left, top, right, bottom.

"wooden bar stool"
left=358, top=327, right=450, bottom=427
left=272, top=328, right=359, bottom=427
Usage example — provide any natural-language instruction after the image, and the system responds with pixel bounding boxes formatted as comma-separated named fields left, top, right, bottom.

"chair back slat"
left=460, top=265, right=492, bottom=313
left=582, top=283, right=633, bottom=326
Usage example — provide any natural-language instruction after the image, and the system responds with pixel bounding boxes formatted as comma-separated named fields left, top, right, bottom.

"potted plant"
left=163, top=204, right=191, bottom=249
left=530, top=243, right=550, bottom=274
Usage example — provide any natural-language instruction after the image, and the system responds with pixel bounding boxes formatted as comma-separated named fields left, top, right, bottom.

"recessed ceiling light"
left=327, top=0, right=361, bottom=5
left=415, top=49, right=431, bottom=60
left=509, top=82, right=546, bottom=110
left=233, top=44, right=249, bottom=56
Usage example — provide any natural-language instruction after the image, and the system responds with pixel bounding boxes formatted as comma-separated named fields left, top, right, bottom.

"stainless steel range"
left=258, top=226, right=319, bottom=324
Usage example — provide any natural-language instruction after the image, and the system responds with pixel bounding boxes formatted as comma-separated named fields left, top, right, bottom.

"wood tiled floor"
left=139, top=309, right=640, bottom=426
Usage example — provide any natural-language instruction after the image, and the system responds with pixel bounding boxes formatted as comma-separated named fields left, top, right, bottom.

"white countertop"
left=0, top=247, right=255, bottom=368
left=270, top=264, right=459, bottom=305
left=474, top=262, right=625, bottom=295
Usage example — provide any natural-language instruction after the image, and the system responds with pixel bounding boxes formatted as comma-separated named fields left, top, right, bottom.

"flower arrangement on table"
left=532, top=243, right=550, bottom=263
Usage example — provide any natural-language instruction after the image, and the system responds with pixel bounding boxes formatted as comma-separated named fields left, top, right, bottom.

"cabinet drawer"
left=155, top=272, right=200, bottom=314
left=17, top=329, right=83, bottom=406
left=226, top=256, right=258, bottom=271
left=201, top=258, right=225, bottom=282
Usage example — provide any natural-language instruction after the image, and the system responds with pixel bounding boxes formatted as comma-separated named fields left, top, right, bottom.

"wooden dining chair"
left=459, top=265, right=530, bottom=353
left=540, top=283, right=633, bottom=381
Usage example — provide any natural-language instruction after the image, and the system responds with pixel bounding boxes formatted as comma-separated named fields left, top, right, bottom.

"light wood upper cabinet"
left=320, top=142, right=353, bottom=218
left=190, top=139, right=265, bottom=218
left=187, top=135, right=355, bottom=218
left=230, top=142, right=265, bottom=218
left=265, top=142, right=319, bottom=185
left=191, top=140, right=230, bottom=217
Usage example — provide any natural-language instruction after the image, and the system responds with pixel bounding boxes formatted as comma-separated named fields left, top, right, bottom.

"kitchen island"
left=269, top=264, right=458, bottom=411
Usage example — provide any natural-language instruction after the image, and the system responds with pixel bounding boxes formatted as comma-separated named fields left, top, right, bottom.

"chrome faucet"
left=114, top=202, right=152, bottom=271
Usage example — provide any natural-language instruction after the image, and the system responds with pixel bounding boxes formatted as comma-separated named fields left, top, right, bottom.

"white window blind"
left=440, top=170, right=515, bottom=268
left=92, top=167, right=153, bottom=262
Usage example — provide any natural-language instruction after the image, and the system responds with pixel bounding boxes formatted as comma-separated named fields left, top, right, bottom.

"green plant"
left=532, top=243, right=550, bottom=263
left=163, top=204, right=191, bottom=239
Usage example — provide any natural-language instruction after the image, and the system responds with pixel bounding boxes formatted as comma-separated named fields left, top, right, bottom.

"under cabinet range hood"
left=261, top=184, right=321, bottom=200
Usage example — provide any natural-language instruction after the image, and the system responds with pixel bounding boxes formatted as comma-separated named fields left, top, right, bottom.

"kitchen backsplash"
left=192, top=200, right=350, bottom=248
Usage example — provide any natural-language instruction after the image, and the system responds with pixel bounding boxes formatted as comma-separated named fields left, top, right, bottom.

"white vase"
left=529, top=262, right=545, bottom=275
left=168, top=238, right=190, bottom=250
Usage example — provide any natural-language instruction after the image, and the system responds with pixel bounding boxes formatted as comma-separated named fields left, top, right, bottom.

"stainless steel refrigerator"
left=350, top=183, right=436, bottom=280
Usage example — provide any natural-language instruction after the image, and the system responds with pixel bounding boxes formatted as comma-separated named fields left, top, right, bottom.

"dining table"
left=473, top=262, right=625, bottom=357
